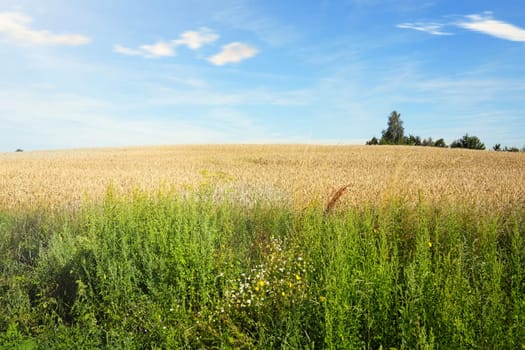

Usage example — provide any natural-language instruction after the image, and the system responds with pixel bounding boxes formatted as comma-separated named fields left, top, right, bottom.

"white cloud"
left=114, top=42, right=174, bottom=58
left=396, top=22, right=452, bottom=35
left=114, top=41, right=174, bottom=58
left=398, top=12, right=525, bottom=42
left=140, top=41, right=175, bottom=58
left=0, top=12, right=90, bottom=46
left=173, top=27, right=219, bottom=49
left=113, top=44, right=143, bottom=56
left=458, top=12, right=525, bottom=42
left=208, top=42, right=258, bottom=66
left=115, top=28, right=218, bottom=59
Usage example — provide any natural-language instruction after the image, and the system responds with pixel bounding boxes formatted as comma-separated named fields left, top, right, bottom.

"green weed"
left=0, top=189, right=524, bottom=349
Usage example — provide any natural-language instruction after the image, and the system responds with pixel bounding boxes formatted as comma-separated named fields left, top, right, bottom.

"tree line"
left=366, top=111, right=523, bottom=152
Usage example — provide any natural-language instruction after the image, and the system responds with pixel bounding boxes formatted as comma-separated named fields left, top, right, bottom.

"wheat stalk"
left=324, top=184, right=350, bottom=215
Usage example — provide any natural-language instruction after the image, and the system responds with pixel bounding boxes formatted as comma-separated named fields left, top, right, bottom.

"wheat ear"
left=324, top=184, right=350, bottom=215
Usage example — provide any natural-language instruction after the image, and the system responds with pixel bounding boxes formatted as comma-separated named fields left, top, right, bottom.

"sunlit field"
left=2, top=145, right=525, bottom=210
left=1, top=145, right=524, bottom=349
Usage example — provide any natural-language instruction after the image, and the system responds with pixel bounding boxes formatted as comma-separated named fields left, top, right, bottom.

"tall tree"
left=381, top=111, right=405, bottom=144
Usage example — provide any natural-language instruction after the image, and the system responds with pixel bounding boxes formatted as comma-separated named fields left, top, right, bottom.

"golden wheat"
left=1, top=145, right=524, bottom=211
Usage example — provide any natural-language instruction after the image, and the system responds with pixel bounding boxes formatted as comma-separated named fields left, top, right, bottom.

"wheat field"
left=2, top=145, right=524, bottom=211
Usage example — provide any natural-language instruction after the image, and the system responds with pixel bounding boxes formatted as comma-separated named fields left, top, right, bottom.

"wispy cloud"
left=144, top=85, right=309, bottom=107
left=173, top=28, right=219, bottom=49
left=0, top=88, right=229, bottom=149
left=208, top=42, right=258, bottom=66
left=113, top=44, right=143, bottom=56
left=398, top=12, right=525, bottom=42
left=396, top=22, right=452, bottom=35
left=114, top=27, right=258, bottom=66
left=140, top=41, right=175, bottom=58
left=0, top=12, right=90, bottom=46
left=213, top=2, right=298, bottom=47
left=458, top=12, right=525, bottom=42
left=114, top=41, right=174, bottom=58
left=115, top=27, right=218, bottom=58
left=0, top=86, right=280, bottom=150
left=168, top=76, right=208, bottom=89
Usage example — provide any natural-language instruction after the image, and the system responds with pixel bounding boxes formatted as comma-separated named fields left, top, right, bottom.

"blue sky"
left=1, top=0, right=524, bottom=151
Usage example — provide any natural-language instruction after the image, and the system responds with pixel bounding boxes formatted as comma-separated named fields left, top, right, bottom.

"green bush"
left=451, top=134, right=486, bottom=150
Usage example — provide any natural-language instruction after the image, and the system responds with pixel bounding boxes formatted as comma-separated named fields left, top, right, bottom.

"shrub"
left=451, top=134, right=485, bottom=150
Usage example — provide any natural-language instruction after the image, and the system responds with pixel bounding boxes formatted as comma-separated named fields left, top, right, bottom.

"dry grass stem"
left=324, top=184, right=350, bottom=215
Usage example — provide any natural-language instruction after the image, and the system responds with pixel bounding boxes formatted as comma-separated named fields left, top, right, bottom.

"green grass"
left=1, top=189, right=524, bottom=349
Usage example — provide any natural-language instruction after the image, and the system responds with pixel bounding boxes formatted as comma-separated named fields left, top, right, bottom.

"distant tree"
left=15, top=149, right=23, bottom=152
left=365, top=111, right=447, bottom=148
left=493, top=144, right=521, bottom=152
left=381, top=111, right=405, bottom=145
left=450, top=134, right=485, bottom=150
left=407, top=134, right=422, bottom=146
left=434, top=138, right=447, bottom=148
left=366, top=136, right=379, bottom=145
left=422, top=137, right=434, bottom=147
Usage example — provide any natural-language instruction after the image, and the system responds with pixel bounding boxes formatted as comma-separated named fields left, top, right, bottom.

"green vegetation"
left=366, top=111, right=449, bottom=147
left=367, top=110, right=407, bottom=146
left=451, top=134, right=486, bottom=150
left=493, top=144, right=521, bottom=152
left=1, top=188, right=524, bottom=349
left=381, top=110, right=405, bottom=145
left=367, top=111, right=496, bottom=150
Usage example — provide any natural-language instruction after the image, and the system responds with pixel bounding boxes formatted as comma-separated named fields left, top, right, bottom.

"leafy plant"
left=451, top=133, right=486, bottom=150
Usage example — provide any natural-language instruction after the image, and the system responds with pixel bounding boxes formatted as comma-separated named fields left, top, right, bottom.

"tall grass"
left=1, top=188, right=524, bottom=349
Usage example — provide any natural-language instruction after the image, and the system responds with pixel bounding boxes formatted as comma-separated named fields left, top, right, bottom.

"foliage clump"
left=451, top=133, right=486, bottom=150
left=367, top=110, right=448, bottom=147
left=493, top=143, right=520, bottom=152
left=381, top=110, right=405, bottom=144
left=366, top=111, right=506, bottom=151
